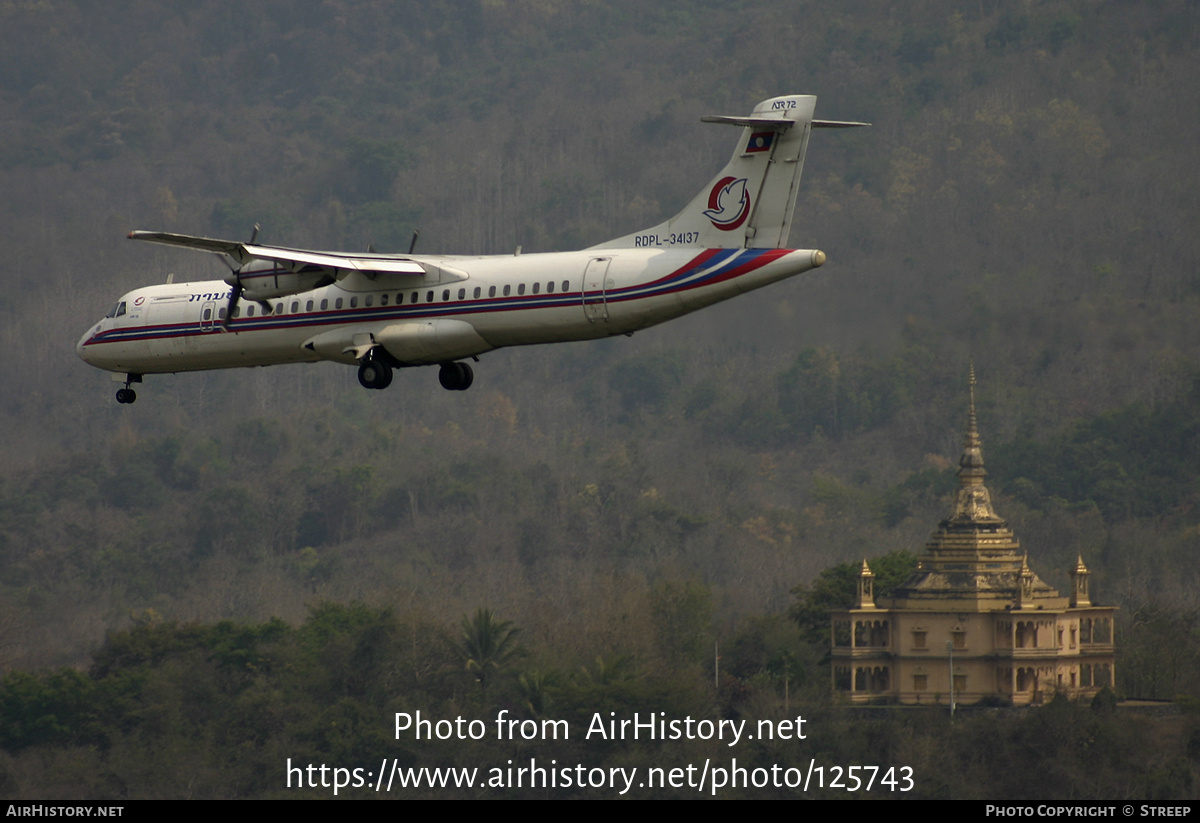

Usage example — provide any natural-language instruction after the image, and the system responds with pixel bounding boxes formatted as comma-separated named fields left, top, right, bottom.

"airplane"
left=77, top=94, right=866, bottom=404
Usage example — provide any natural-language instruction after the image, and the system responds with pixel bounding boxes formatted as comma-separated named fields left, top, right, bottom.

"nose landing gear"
left=115, top=374, right=142, bottom=404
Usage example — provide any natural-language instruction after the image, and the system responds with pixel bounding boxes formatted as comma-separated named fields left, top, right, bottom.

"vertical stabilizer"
left=592, top=94, right=823, bottom=251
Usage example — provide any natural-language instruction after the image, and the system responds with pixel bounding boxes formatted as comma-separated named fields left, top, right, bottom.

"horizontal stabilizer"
left=699, top=115, right=796, bottom=130
left=812, top=120, right=871, bottom=129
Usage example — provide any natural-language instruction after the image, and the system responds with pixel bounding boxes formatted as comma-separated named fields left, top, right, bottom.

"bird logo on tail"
left=703, top=176, right=750, bottom=231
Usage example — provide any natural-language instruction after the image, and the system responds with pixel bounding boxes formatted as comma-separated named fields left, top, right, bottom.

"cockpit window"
left=105, top=301, right=127, bottom=318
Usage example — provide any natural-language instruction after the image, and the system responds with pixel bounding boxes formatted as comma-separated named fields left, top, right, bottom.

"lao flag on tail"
left=745, top=131, right=774, bottom=153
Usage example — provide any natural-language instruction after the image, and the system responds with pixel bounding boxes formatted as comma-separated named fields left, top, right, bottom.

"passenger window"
left=320, top=299, right=328, bottom=310
left=518, top=284, right=526, bottom=295
left=365, top=295, right=374, bottom=307
left=442, top=289, right=450, bottom=301
left=458, top=288, right=466, bottom=300
left=562, top=280, right=569, bottom=292
left=291, top=301, right=299, bottom=313
left=547, top=281, right=555, bottom=294
left=503, top=285, right=511, bottom=296
left=488, top=286, right=496, bottom=297
left=232, top=306, right=241, bottom=318
left=203, top=308, right=212, bottom=320
left=247, top=306, right=256, bottom=317
left=275, top=303, right=283, bottom=314
left=306, top=300, right=314, bottom=311
left=335, top=298, right=343, bottom=309
left=380, top=294, right=389, bottom=306
left=473, top=287, right=481, bottom=299
left=350, top=297, right=358, bottom=308
left=532, top=282, right=540, bottom=294
left=218, top=307, right=227, bottom=319
left=426, top=291, right=434, bottom=302
left=410, top=292, right=418, bottom=304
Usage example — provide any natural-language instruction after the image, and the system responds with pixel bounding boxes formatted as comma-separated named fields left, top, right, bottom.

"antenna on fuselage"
left=408, top=230, right=420, bottom=254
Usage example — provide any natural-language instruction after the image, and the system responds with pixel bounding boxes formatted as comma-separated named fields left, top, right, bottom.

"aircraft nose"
left=77, top=325, right=99, bottom=364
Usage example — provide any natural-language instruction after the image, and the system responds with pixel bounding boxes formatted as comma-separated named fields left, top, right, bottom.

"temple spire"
left=855, top=559, right=877, bottom=609
left=967, top=360, right=980, bottom=451
left=1070, top=555, right=1092, bottom=607
left=960, top=360, right=984, bottom=478
left=947, top=361, right=1004, bottom=525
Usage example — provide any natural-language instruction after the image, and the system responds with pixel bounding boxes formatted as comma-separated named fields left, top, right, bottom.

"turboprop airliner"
left=77, top=94, right=866, bottom=403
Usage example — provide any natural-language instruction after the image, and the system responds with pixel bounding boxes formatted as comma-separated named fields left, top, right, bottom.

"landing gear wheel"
left=114, top=373, right=142, bottom=404
left=438, top=361, right=474, bottom=391
left=357, top=359, right=393, bottom=390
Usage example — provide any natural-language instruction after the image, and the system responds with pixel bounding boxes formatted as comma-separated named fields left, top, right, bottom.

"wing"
left=128, top=231, right=428, bottom=276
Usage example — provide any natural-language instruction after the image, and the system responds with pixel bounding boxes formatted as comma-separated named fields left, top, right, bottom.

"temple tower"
left=830, top=368, right=1116, bottom=705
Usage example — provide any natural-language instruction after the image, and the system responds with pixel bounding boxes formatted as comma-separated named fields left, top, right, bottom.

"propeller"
left=221, top=224, right=260, bottom=329
left=222, top=283, right=242, bottom=329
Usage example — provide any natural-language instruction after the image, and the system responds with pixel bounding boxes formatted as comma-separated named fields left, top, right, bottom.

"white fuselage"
left=77, top=246, right=823, bottom=376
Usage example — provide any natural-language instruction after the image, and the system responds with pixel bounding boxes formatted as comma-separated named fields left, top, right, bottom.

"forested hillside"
left=2, top=0, right=1200, bottom=798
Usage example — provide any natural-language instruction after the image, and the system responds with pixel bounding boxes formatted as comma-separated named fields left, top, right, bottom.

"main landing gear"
left=357, top=357, right=393, bottom=390
left=115, top=374, right=142, bottom=404
left=438, top=361, right=474, bottom=391
left=355, top=356, right=474, bottom=392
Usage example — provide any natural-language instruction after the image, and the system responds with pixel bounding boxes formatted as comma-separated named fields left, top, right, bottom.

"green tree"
left=789, top=551, right=918, bottom=646
left=344, top=138, right=414, bottom=203
left=454, top=609, right=524, bottom=696
left=650, top=578, right=713, bottom=664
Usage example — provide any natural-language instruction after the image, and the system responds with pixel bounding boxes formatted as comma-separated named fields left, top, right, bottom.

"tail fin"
left=592, top=94, right=864, bottom=251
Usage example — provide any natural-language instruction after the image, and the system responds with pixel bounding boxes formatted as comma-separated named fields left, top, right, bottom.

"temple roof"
left=879, top=365, right=1068, bottom=610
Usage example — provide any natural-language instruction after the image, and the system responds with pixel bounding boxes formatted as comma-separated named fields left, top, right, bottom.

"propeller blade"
left=222, top=282, right=242, bottom=330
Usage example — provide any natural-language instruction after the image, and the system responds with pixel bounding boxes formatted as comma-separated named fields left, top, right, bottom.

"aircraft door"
left=582, top=257, right=611, bottom=322
left=200, top=300, right=218, bottom=332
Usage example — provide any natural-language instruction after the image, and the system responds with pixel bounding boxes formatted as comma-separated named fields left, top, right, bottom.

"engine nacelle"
left=226, top=260, right=333, bottom=301
left=376, top=319, right=493, bottom=364
left=301, top=319, right=493, bottom=366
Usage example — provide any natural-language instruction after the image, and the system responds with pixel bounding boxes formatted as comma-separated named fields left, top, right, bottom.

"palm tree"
left=455, top=609, right=524, bottom=695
